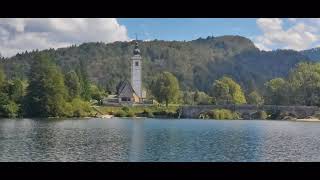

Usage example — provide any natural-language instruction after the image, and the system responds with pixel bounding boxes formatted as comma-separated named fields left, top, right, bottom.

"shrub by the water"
left=126, top=111, right=135, bottom=117
left=241, top=112, right=251, bottom=119
left=268, top=110, right=297, bottom=120
left=115, top=110, right=127, bottom=117
left=1, top=100, right=20, bottom=118
left=268, top=110, right=281, bottom=120
left=69, top=98, right=92, bottom=117
left=147, top=111, right=154, bottom=118
left=252, top=110, right=268, bottom=120
left=153, top=110, right=167, bottom=116
left=208, top=109, right=240, bottom=120
left=142, top=109, right=154, bottom=118
left=122, top=106, right=130, bottom=113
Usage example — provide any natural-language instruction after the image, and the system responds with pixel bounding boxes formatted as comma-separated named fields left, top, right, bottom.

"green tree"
left=24, top=53, right=68, bottom=117
left=151, top=71, right=180, bottom=106
left=0, top=66, right=20, bottom=118
left=0, top=92, right=19, bottom=118
left=264, top=78, right=288, bottom=105
left=90, top=84, right=106, bottom=105
left=76, top=60, right=91, bottom=101
left=287, top=62, right=320, bottom=106
left=247, top=90, right=264, bottom=105
left=182, top=91, right=193, bottom=105
left=195, top=91, right=212, bottom=105
left=0, top=66, right=5, bottom=89
left=65, top=71, right=81, bottom=99
left=7, top=79, right=27, bottom=104
left=210, top=76, right=246, bottom=105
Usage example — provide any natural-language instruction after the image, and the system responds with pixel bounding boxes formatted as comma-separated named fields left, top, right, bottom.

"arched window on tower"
left=135, top=61, right=139, bottom=66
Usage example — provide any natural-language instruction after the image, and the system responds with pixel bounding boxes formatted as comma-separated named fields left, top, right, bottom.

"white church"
left=105, top=40, right=149, bottom=105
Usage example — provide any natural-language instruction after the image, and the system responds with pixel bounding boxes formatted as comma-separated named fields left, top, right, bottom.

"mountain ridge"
left=0, top=35, right=312, bottom=94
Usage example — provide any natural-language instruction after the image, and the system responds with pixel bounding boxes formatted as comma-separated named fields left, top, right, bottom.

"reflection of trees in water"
left=0, top=119, right=47, bottom=161
left=21, top=119, right=134, bottom=161
left=30, top=119, right=62, bottom=161
left=1, top=119, right=293, bottom=162
left=0, top=121, right=7, bottom=160
left=25, top=119, right=93, bottom=161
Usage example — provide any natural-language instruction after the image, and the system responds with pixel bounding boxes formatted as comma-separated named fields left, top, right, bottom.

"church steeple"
left=131, top=34, right=143, bottom=99
left=133, top=34, right=140, bottom=55
left=133, top=41, right=140, bottom=55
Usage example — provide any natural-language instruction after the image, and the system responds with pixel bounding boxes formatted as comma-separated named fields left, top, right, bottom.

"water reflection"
left=1, top=118, right=320, bottom=162
left=128, top=119, right=145, bottom=161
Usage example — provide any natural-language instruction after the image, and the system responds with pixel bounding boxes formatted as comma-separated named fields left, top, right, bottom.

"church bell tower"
left=131, top=40, right=142, bottom=98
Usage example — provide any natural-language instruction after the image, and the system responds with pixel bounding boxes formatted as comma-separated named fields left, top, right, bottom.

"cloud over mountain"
left=0, top=18, right=129, bottom=57
left=255, top=18, right=320, bottom=51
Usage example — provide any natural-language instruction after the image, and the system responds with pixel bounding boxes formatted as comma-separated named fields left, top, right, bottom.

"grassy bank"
left=94, top=105, right=320, bottom=121
left=95, top=105, right=180, bottom=118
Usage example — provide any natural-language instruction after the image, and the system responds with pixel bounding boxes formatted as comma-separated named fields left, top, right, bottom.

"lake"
left=0, top=118, right=320, bottom=162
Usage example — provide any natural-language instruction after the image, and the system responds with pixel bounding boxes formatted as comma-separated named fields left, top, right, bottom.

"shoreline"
left=92, top=116, right=320, bottom=122
left=293, top=118, right=320, bottom=122
left=2, top=114, right=320, bottom=122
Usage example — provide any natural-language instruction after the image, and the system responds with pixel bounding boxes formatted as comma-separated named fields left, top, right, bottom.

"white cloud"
left=0, top=18, right=129, bottom=57
left=254, top=18, right=320, bottom=51
left=288, top=18, right=297, bottom=22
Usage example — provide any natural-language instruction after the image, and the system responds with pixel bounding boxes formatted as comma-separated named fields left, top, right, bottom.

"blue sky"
left=1, top=18, right=320, bottom=57
left=118, top=18, right=261, bottom=41
left=118, top=18, right=320, bottom=51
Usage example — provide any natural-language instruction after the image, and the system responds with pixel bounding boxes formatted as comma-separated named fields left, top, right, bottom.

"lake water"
left=1, top=118, right=320, bottom=162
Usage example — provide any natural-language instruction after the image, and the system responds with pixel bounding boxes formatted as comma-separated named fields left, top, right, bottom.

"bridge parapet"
left=180, top=105, right=320, bottom=119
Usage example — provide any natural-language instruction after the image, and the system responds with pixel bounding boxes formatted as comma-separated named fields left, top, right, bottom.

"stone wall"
left=180, top=105, right=320, bottom=119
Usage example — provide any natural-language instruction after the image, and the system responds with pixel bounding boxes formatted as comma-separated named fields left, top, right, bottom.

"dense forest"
left=1, top=35, right=320, bottom=118
left=0, top=35, right=312, bottom=96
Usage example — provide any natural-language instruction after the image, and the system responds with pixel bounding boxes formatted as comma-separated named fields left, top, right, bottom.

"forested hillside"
left=0, top=35, right=311, bottom=95
left=301, top=47, right=320, bottom=61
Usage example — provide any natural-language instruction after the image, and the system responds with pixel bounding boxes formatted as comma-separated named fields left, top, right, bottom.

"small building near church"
left=116, top=80, right=140, bottom=104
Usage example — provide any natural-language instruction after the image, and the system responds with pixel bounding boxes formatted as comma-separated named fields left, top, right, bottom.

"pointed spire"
left=133, top=33, right=140, bottom=55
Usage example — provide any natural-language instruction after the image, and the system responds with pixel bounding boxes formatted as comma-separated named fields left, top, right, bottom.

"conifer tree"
left=24, top=53, right=68, bottom=117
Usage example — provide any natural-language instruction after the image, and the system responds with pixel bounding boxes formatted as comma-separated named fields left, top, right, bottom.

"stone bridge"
left=180, top=105, right=320, bottom=119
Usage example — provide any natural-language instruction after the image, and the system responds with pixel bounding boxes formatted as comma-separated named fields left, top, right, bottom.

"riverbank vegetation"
left=199, top=109, right=270, bottom=120
left=200, top=109, right=240, bottom=120
left=96, top=105, right=179, bottom=118
left=1, top=49, right=320, bottom=120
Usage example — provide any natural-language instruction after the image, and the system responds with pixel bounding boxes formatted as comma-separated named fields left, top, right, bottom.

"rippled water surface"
left=1, top=118, right=320, bottom=162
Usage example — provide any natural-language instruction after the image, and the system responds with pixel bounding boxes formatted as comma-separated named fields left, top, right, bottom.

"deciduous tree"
left=210, top=76, right=246, bottom=105
left=151, top=71, right=180, bottom=106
